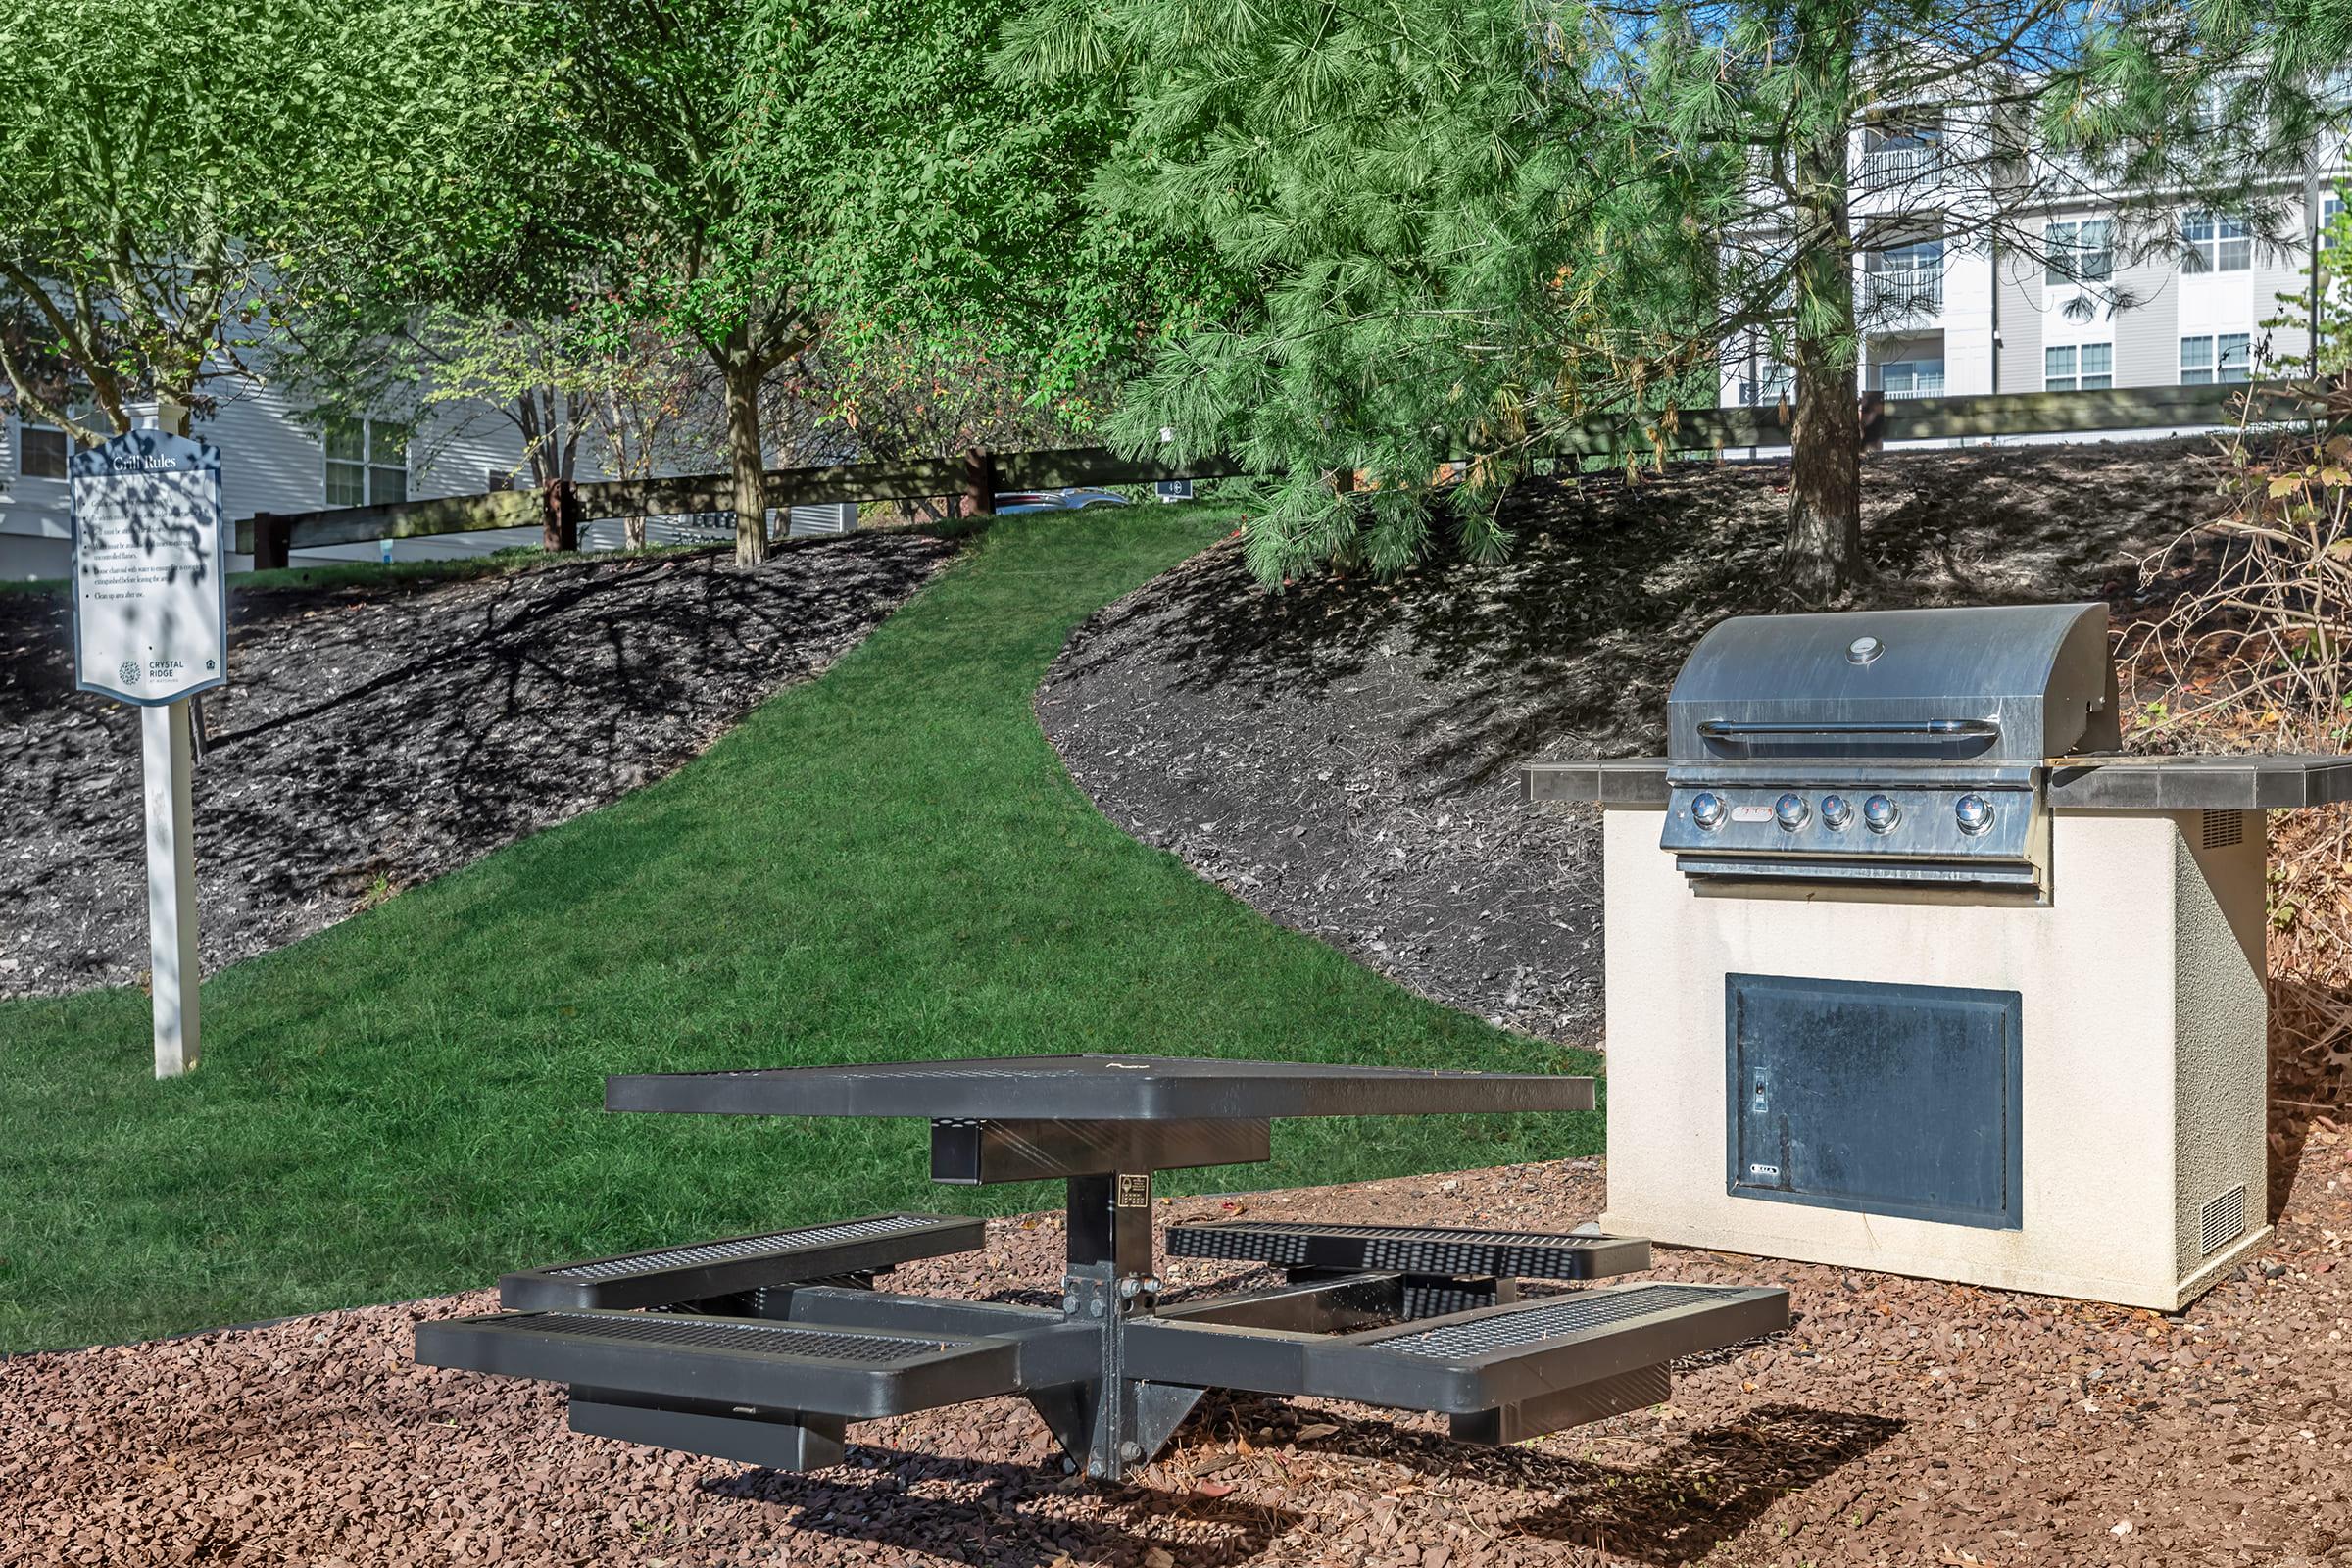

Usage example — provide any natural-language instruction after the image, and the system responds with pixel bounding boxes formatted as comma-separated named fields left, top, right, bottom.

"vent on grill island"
left=2201, top=1185, right=2249, bottom=1256
left=2201, top=810, right=2245, bottom=851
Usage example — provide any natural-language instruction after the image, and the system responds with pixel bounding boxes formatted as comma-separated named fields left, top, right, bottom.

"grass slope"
left=0, top=509, right=1598, bottom=1354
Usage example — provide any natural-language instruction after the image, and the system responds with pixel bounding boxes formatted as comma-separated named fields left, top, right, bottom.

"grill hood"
left=1667, top=603, right=2121, bottom=769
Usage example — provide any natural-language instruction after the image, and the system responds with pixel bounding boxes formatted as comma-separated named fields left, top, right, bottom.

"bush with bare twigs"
left=2120, top=379, right=2352, bottom=1168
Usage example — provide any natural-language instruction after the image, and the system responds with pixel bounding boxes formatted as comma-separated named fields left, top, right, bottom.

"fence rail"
left=1565, top=378, right=2327, bottom=458
left=235, top=446, right=1251, bottom=560
left=234, top=380, right=2334, bottom=561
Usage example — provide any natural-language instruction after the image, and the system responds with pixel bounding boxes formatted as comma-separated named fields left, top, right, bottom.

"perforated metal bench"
left=1166, top=1218, right=1650, bottom=1318
left=1168, top=1219, right=1650, bottom=1281
left=1137, top=1280, right=1788, bottom=1445
left=416, top=1306, right=1027, bottom=1469
left=497, top=1213, right=984, bottom=1311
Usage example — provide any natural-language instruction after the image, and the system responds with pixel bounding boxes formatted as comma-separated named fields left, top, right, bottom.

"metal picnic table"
left=416, top=1054, right=1787, bottom=1482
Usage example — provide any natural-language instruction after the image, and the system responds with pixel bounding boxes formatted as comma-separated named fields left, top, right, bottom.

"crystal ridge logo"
left=118, top=660, right=141, bottom=686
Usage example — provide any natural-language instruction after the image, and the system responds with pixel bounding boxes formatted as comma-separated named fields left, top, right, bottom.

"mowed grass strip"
left=0, top=508, right=1599, bottom=1353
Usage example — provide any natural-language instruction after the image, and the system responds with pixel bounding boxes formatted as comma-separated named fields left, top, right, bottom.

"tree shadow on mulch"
left=1059, top=442, right=2217, bottom=800
left=703, top=1452, right=1298, bottom=1567
left=1287, top=1400, right=1903, bottom=1565
left=0, top=535, right=956, bottom=997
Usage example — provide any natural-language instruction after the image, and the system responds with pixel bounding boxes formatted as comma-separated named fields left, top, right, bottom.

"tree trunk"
left=719, top=329, right=769, bottom=566
left=1781, top=0, right=1866, bottom=600
left=541, top=478, right=582, bottom=552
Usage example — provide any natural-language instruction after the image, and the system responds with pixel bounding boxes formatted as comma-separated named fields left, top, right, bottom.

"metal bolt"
left=1061, top=1294, right=1079, bottom=1314
left=1119, top=1441, right=1144, bottom=1462
left=1143, top=1276, right=1162, bottom=1295
left=1061, top=1456, right=1078, bottom=1475
left=1087, top=1455, right=1104, bottom=1478
left=1117, top=1277, right=1141, bottom=1299
left=1089, top=1298, right=1105, bottom=1318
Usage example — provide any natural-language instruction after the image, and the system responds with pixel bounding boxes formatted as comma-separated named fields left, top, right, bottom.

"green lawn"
left=0, top=507, right=1599, bottom=1354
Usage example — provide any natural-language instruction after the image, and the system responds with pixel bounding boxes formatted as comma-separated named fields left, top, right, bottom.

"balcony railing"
left=1861, top=143, right=1942, bottom=190
left=1863, top=267, right=1943, bottom=317
left=1876, top=375, right=1946, bottom=400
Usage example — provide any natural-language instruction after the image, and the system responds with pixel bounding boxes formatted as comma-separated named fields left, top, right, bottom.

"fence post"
left=962, top=449, right=998, bottom=518
left=542, top=478, right=582, bottom=552
left=252, top=512, right=289, bottom=571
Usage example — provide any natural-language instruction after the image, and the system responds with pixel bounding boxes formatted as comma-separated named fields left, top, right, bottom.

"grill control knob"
left=1819, top=793, right=1854, bottom=830
left=1690, top=791, right=1726, bottom=830
left=1862, top=793, right=1899, bottom=834
left=1955, top=793, right=1995, bottom=836
left=1773, top=792, right=1810, bottom=831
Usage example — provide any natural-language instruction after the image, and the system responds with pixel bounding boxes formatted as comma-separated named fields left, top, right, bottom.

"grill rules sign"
left=70, top=431, right=227, bottom=705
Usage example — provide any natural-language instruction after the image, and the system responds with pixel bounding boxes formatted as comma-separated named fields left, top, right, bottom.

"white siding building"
left=0, top=377, right=533, bottom=580
left=1722, top=99, right=2351, bottom=429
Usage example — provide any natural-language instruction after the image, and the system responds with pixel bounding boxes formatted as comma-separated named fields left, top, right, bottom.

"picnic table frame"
left=418, top=1055, right=1786, bottom=1481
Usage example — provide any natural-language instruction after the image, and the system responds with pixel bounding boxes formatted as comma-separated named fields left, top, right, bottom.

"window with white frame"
left=2180, top=333, right=2252, bottom=384
left=2180, top=211, right=2251, bottom=272
left=2323, top=192, right=2345, bottom=250
left=2044, top=342, right=2113, bottom=391
left=1878, top=359, right=1944, bottom=398
left=323, top=416, right=409, bottom=506
left=13, top=394, right=100, bottom=478
left=2044, top=219, right=2114, bottom=284
left=1740, top=359, right=1794, bottom=406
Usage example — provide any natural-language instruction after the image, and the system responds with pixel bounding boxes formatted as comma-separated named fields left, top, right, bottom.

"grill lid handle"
left=1694, top=717, right=2001, bottom=760
left=1694, top=719, right=1999, bottom=739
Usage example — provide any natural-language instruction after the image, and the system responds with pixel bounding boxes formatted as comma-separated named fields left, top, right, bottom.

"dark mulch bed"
left=1038, top=441, right=2227, bottom=1043
left=10, top=1137, right=2352, bottom=1566
left=0, top=535, right=956, bottom=999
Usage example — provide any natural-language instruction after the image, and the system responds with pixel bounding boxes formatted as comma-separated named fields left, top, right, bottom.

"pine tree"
left=1004, top=0, right=2321, bottom=596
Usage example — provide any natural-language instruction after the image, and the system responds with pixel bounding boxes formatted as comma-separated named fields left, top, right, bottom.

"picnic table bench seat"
left=1166, top=1218, right=1651, bottom=1284
left=497, top=1212, right=984, bottom=1311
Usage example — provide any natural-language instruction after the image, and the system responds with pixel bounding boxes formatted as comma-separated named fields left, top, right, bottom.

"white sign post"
left=70, top=431, right=226, bottom=1079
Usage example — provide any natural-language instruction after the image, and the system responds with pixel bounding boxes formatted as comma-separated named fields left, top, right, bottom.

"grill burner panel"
left=1662, top=782, right=2039, bottom=884
left=1657, top=604, right=2116, bottom=894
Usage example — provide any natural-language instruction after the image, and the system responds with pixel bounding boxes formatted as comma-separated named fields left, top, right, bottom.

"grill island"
left=416, top=1055, right=1788, bottom=1480
left=1526, top=603, right=2352, bottom=1310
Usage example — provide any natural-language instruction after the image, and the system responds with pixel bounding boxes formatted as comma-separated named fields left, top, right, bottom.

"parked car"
left=993, top=487, right=1134, bottom=514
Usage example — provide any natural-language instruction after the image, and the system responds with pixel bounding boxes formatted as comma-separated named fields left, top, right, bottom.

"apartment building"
left=1722, top=90, right=2350, bottom=419
left=0, top=377, right=532, bottom=580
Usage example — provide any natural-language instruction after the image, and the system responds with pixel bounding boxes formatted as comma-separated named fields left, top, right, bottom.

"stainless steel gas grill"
left=1658, top=604, right=2118, bottom=893
left=1526, top=603, right=2352, bottom=1311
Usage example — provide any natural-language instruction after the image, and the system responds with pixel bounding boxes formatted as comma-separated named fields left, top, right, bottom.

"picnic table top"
left=606, top=1054, right=1596, bottom=1122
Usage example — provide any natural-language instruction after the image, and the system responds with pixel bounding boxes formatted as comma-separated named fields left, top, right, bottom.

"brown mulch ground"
left=11, top=1133, right=2352, bottom=1568
left=1038, top=441, right=2228, bottom=1043
left=0, top=534, right=956, bottom=999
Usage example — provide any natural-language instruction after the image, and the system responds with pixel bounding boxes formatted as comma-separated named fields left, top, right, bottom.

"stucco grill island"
left=1526, top=602, right=2352, bottom=1310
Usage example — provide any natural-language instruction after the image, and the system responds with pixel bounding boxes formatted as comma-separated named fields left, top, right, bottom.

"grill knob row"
left=1688, top=791, right=1940, bottom=836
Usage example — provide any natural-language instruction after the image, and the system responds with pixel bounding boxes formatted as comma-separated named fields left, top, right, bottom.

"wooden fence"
left=235, top=381, right=2329, bottom=564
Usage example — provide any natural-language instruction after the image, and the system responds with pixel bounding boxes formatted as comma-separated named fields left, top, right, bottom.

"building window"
left=1740, top=360, right=1795, bottom=406
left=2181, top=333, right=2251, bottom=385
left=2323, top=193, right=2345, bottom=251
left=2045, top=342, right=2113, bottom=392
left=18, top=420, right=69, bottom=479
left=2045, top=219, right=2114, bottom=284
left=324, top=416, right=409, bottom=507
left=1878, top=359, right=1945, bottom=399
left=2180, top=211, right=2251, bottom=272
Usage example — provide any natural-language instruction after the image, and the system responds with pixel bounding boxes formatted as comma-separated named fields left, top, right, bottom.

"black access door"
left=1727, top=974, right=2023, bottom=1230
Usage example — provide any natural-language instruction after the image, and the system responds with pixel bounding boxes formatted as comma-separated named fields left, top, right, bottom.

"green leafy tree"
left=0, top=0, right=534, bottom=442
left=1005, top=0, right=2304, bottom=595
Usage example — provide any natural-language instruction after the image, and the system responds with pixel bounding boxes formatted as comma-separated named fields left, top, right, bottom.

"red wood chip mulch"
left=8, top=1139, right=2352, bottom=1567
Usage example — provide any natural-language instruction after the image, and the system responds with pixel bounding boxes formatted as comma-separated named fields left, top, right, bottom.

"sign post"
left=70, top=431, right=226, bottom=1079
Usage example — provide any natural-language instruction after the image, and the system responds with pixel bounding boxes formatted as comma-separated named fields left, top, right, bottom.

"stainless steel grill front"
left=1658, top=603, right=2120, bottom=894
